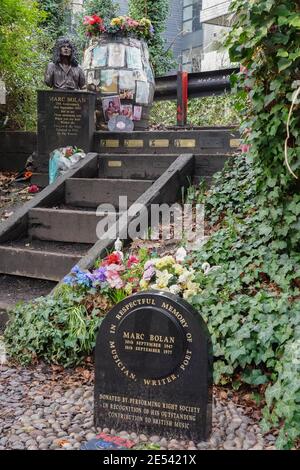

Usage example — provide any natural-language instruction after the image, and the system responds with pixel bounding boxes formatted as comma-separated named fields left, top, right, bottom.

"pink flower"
left=127, top=256, right=139, bottom=268
left=106, top=264, right=124, bottom=273
left=241, top=144, right=251, bottom=153
left=144, top=260, right=154, bottom=270
left=106, top=271, right=124, bottom=289
left=240, top=65, right=248, bottom=75
left=143, top=266, right=156, bottom=281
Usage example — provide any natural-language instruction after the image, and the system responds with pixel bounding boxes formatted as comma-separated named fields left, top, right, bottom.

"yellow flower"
left=125, top=283, right=133, bottom=295
left=111, top=17, right=121, bottom=26
left=174, top=264, right=184, bottom=275
left=155, top=256, right=175, bottom=270
left=140, top=279, right=149, bottom=290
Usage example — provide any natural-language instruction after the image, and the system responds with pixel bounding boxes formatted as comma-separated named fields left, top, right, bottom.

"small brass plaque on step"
left=108, top=161, right=122, bottom=168
left=100, top=139, right=120, bottom=148
left=149, top=139, right=170, bottom=148
left=124, top=139, right=144, bottom=148
left=230, top=139, right=241, bottom=148
left=174, top=139, right=196, bottom=148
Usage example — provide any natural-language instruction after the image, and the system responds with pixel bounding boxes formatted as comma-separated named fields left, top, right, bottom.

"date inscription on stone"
left=94, top=291, right=212, bottom=441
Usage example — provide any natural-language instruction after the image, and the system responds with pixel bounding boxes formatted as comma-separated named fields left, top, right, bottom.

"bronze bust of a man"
left=45, top=37, right=86, bottom=90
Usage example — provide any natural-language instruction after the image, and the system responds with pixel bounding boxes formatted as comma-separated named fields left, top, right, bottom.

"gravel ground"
left=0, top=364, right=277, bottom=451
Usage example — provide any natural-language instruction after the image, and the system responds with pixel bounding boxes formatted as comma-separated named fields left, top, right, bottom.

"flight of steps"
left=0, top=176, right=154, bottom=281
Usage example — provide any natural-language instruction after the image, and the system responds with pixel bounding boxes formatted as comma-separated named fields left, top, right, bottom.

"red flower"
left=103, top=252, right=122, bottom=266
left=127, top=255, right=139, bottom=268
left=28, top=184, right=39, bottom=194
left=83, top=15, right=103, bottom=26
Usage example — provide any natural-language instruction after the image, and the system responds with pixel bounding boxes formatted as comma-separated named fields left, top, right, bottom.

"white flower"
left=169, top=284, right=181, bottom=295
left=175, top=247, right=187, bottom=263
left=155, top=270, right=173, bottom=289
left=114, top=237, right=123, bottom=252
left=202, top=262, right=221, bottom=275
left=178, top=269, right=194, bottom=284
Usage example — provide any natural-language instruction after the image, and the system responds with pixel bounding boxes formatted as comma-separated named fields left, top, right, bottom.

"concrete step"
left=65, top=178, right=154, bottom=208
left=0, top=240, right=91, bottom=281
left=28, top=207, right=120, bottom=244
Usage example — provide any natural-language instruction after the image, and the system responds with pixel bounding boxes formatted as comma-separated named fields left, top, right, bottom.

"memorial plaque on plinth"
left=37, top=90, right=95, bottom=172
left=94, top=291, right=213, bottom=442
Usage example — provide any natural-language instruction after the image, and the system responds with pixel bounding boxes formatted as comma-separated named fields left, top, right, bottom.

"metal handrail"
left=154, top=67, right=239, bottom=101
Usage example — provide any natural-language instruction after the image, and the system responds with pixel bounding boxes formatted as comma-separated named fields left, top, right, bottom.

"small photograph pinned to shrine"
left=133, top=70, right=147, bottom=82
left=133, top=106, right=142, bottom=121
left=102, top=96, right=121, bottom=122
left=108, top=43, right=125, bottom=68
left=100, top=70, right=118, bottom=94
left=92, top=45, right=108, bottom=68
left=86, top=69, right=98, bottom=91
left=120, top=104, right=133, bottom=120
left=120, top=89, right=134, bottom=100
left=82, top=45, right=93, bottom=69
left=126, top=47, right=143, bottom=70
left=136, top=81, right=150, bottom=105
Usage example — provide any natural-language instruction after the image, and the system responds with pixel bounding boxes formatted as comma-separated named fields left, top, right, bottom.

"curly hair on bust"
left=52, top=37, right=79, bottom=66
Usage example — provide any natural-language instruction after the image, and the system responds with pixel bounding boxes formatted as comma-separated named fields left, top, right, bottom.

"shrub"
left=0, top=0, right=48, bottom=130
left=4, top=285, right=105, bottom=367
left=190, top=154, right=300, bottom=449
left=150, top=94, right=241, bottom=127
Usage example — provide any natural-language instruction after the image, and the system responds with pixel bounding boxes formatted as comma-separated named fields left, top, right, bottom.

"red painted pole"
left=177, top=71, right=188, bottom=126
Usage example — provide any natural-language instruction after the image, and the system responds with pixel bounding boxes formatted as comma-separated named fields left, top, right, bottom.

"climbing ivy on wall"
left=128, top=0, right=175, bottom=75
left=226, top=0, right=300, bottom=192
left=189, top=0, right=300, bottom=449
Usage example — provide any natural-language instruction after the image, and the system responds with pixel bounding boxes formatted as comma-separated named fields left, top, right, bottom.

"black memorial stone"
left=36, top=90, right=96, bottom=172
left=94, top=291, right=213, bottom=442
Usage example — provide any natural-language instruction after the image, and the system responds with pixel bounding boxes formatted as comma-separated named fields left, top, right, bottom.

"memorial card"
left=120, top=104, right=133, bottom=120
left=82, top=46, right=93, bottom=69
left=120, top=89, right=134, bottom=100
left=119, top=70, right=135, bottom=89
left=86, top=69, right=95, bottom=86
left=126, top=47, right=143, bottom=70
left=133, top=70, right=147, bottom=82
left=108, top=43, right=125, bottom=68
left=92, top=45, right=108, bottom=68
left=136, top=81, right=150, bottom=104
left=102, top=96, right=121, bottom=122
left=100, top=70, right=118, bottom=94
left=133, top=106, right=142, bottom=121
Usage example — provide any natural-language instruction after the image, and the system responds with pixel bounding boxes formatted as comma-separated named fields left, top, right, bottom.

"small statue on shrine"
left=45, top=37, right=86, bottom=90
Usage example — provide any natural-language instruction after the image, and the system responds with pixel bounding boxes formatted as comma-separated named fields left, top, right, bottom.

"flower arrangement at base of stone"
left=64, top=241, right=200, bottom=303
left=83, top=14, right=154, bottom=40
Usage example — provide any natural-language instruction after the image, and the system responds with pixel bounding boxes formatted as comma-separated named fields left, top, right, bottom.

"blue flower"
left=91, top=267, right=107, bottom=283
left=71, top=265, right=80, bottom=274
left=63, top=276, right=74, bottom=286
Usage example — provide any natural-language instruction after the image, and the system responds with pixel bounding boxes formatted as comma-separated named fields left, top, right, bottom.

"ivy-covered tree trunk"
left=83, top=0, right=119, bottom=19
left=128, top=0, right=175, bottom=75
left=38, top=0, right=72, bottom=37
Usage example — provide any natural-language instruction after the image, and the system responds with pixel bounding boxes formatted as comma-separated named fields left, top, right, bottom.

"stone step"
left=28, top=207, right=120, bottom=244
left=65, top=178, right=154, bottom=208
left=0, top=240, right=90, bottom=281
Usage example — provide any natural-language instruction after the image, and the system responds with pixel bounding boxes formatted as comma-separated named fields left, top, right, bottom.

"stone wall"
left=0, top=132, right=36, bottom=171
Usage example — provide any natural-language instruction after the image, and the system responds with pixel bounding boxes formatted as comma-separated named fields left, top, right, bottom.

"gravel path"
left=0, top=364, right=276, bottom=451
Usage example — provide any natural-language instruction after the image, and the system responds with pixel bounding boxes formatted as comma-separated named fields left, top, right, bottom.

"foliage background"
left=0, top=0, right=46, bottom=130
left=128, top=0, right=175, bottom=75
left=150, top=94, right=241, bottom=127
